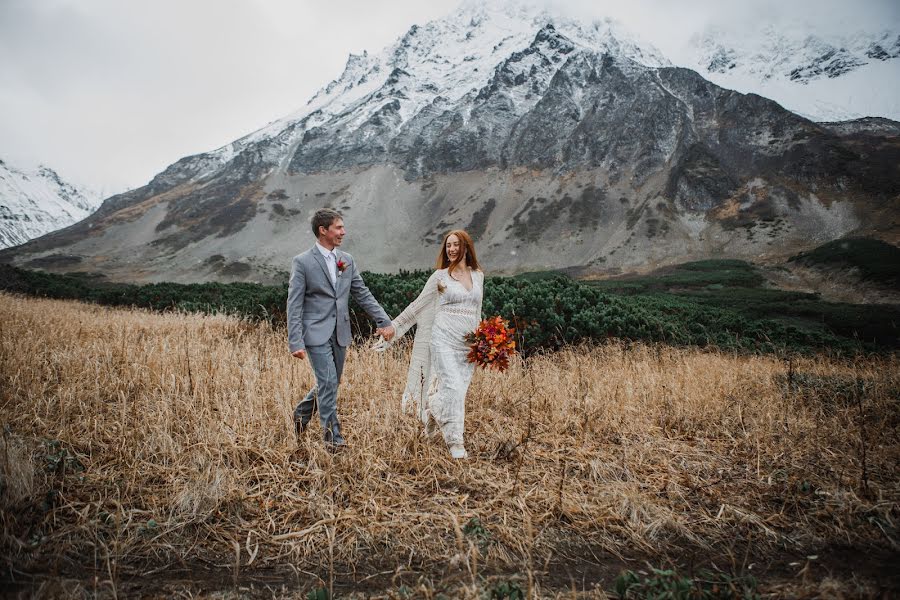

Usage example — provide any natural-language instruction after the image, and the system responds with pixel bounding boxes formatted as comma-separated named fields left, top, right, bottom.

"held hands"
left=370, top=336, right=389, bottom=352
left=371, top=325, right=396, bottom=353
left=294, top=326, right=394, bottom=357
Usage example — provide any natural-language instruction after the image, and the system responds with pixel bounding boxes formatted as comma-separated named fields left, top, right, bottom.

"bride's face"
left=445, top=234, right=463, bottom=263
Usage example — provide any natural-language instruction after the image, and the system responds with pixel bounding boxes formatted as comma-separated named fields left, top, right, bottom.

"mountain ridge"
left=689, top=25, right=900, bottom=121
left=0, top=158, right=101, bottom=250
left=2, top=2, right=898, bottom=282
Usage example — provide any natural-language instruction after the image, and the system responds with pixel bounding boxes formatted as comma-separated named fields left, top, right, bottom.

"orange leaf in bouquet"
left=465, top=316, right=517, bottom=372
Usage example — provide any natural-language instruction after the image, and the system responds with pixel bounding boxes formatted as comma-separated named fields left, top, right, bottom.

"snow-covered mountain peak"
left=688, top=23, right=900, bottom=121
left=692, top=25, right=899, bottom=83
left=235, top=0, right=668, bottom=152
left=0, top=158, right=102, bottom=249
left=167, top=0, right=899, bottom=192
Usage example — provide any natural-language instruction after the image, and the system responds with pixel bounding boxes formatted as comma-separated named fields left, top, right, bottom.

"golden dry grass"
left=1, top=292, right=898, bottom=597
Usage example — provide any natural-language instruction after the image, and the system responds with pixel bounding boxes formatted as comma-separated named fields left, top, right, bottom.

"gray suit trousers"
left=295, top=329, right=347, bottom=445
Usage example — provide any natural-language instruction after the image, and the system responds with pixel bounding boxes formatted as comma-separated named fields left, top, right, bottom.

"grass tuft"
left=0, top=294, right=897, bottom=595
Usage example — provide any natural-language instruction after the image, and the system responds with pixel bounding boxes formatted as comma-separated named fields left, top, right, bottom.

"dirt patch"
left=219, top=261, right=253, bottom=277
left=23, top=254, right=83, bottom=269
left=4, top=542, right=898, bottom=598
left=466, top=198, right=496, bottom=242
left=506, top=186, right=606, bottom=242
left=761, top=263, right=900, bottom=304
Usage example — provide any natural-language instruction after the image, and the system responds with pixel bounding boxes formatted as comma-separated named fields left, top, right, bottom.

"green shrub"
left=488, top=580, right=524, bottom=600
left=614, top=568, right=758, bottom=599
left=306, top=587, right=329, bottom=600
left=1, top=264, right=895, bottom=355
left=790, top=237, right=900, bottom=284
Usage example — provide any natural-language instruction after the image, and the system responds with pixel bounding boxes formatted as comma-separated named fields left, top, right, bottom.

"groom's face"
left=319, top=218, right=345, bottom=249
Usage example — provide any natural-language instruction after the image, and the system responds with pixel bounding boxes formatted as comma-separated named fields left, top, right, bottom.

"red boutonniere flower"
left=336, top=259, right=348, bottom=274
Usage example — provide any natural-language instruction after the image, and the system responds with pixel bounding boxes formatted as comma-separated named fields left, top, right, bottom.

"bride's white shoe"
left=449, top=444, right=468, bottom=459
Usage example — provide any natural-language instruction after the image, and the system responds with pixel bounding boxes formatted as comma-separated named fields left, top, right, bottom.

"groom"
left=287, top=208, right=395, bottom=448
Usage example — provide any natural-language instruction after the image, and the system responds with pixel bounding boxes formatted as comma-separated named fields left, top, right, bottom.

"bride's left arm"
left=392, top=270, right=442, bottom=341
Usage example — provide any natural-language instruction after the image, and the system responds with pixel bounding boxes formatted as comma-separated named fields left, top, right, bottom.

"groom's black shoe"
left=325, top=440, right=347, bottom=454
left=323, top=423, right=347, bottom=453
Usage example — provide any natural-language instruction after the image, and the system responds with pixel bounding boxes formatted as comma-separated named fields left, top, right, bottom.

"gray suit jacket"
left=287, top=246, right=390, bottom=352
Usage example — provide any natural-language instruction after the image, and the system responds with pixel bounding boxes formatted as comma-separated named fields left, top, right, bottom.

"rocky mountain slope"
left=0, top=159, right=100, bottom=249
left=2, top=1, right=898, bottom=282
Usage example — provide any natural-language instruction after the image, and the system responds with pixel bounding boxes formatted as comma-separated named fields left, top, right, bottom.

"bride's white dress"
left=391, top=268, right=484, bottom=448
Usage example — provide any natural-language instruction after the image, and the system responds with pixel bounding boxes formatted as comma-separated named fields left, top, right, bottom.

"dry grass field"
left=1, top=292, right=898, bottom=598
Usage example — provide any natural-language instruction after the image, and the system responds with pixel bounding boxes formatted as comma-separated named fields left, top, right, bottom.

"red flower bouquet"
left=465, top=316, right=516, bottom=372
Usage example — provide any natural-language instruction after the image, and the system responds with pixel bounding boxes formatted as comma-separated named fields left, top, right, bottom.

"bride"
left=383, top=230, right=484, bottom=459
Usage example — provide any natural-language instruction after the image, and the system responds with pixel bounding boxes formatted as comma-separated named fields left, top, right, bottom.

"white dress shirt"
left=315, top=241, right=338, bottom=286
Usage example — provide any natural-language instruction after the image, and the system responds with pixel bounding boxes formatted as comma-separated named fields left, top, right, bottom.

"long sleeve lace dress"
left=391, top=268, right=484, bottom=456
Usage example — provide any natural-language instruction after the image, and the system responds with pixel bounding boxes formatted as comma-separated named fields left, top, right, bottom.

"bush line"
left=1, top=264, right=895, bottom=355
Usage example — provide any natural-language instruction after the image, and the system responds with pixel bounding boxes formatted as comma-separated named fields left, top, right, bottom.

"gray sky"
left=1, top=0, right=897, bottom=195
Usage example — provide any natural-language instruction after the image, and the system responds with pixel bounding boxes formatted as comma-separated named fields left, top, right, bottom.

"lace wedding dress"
left=391, top=268, right=484, bottom=457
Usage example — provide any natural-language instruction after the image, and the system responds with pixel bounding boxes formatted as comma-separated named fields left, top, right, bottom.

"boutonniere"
left=336, top=258, right=348, bottom=275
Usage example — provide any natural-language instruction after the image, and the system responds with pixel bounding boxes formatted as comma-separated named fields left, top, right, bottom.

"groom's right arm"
left=287, top=255, right=306, bottom=359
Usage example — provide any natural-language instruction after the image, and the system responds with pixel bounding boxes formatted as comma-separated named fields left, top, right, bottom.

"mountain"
left=819, top=116, right=900, bottom=136
left=689, top=26, right=900, bottom=122
left=2, top=1, right=898, bottom=283
left=0, top=159, right=101, bottom=250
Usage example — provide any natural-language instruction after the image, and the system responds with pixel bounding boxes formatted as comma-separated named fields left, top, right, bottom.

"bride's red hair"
left=436, top=229, right=481, bottom=275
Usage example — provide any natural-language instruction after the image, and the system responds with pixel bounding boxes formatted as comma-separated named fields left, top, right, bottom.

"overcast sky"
left=1, top=0, right=897, bottom=195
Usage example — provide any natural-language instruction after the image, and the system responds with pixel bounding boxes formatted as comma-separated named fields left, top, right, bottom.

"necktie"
left=329, top=252, right=337, bottom=285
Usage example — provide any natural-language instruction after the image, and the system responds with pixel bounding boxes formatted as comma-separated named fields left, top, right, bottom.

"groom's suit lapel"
left=310, top=247, right=336, bottom=295
left=335, top=250, right=350, bottom=297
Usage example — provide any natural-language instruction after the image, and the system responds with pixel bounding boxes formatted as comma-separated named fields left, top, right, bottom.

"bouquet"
left=465, top=316, right=516, bottom=372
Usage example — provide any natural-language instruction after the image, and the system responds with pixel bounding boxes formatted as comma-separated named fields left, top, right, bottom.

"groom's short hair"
left=311, top=208, right=343, bottom=237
